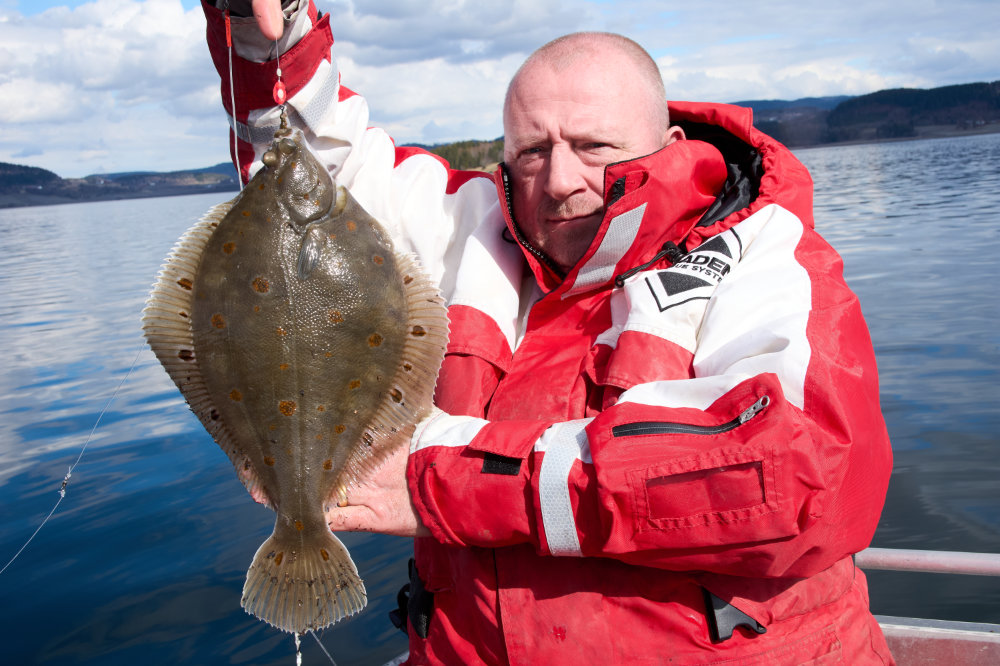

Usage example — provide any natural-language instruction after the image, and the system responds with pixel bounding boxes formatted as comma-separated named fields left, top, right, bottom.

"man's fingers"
left=252, top=0, right=284, bottom=40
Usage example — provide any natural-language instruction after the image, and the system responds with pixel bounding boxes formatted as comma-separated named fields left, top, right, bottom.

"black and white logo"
left=644, top=230, right=742, bottom=312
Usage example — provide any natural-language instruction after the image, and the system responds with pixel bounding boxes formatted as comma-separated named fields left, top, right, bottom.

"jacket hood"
left=495, top=101, right=815, bottom=296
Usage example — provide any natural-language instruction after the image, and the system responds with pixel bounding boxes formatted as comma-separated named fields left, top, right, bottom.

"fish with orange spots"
left=141, top=120, right=447, bottom=634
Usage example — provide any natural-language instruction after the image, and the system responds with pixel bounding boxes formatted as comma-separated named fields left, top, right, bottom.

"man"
left=207, top=1, right=895, bottom=663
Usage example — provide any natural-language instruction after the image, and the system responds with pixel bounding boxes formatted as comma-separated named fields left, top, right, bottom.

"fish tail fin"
left=241, top=526, right=366, bottom=633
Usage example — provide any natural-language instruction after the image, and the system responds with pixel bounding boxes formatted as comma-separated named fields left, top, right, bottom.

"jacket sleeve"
left=201, top=0, right=511, bottom=302
left=408, top=204, right=893, bottom=579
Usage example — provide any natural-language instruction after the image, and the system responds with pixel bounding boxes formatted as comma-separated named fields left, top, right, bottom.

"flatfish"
left=141, top=124, right=447, bottom=633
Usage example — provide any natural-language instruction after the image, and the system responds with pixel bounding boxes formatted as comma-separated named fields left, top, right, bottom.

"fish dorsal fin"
left=141, top=199, right=275, bottom=509
left=331, top=250, right=449, bottom=503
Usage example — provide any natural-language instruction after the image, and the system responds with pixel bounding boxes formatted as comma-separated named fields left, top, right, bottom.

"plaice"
left=141, top=125, right=447, bottom=633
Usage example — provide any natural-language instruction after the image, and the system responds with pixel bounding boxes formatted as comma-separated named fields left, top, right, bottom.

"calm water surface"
left=1, top=133, right=998, bottom=664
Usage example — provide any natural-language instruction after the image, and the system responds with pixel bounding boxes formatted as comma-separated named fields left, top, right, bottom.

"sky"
left=1, top=0, right=998, bottom=178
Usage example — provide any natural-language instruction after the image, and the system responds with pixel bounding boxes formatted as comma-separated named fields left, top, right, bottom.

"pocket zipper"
left=611, top=395, right=770, bottom=437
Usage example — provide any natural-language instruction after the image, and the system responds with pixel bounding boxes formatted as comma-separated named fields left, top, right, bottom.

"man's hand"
left=252, top=0, right=285, bottom=40
left=326, top=445, right=431, bottom=538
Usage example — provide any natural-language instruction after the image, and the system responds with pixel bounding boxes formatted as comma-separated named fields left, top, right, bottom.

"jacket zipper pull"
left=738, top=395, right=770, bottom=424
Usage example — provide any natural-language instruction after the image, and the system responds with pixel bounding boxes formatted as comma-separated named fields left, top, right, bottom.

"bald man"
left=207, top=2, right=894, bottom=663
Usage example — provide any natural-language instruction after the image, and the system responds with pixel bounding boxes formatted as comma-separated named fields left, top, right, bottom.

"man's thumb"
left=252, top=0, right=284, bottom=40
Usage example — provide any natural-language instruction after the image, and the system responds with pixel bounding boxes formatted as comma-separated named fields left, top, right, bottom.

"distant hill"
left=0, top=161, right=239, bottom=209
left=3, top=81, right=998, bottom=208
left=732, top=96, right=853, bottom=113
left=749, top=81, right=1000, bottom=147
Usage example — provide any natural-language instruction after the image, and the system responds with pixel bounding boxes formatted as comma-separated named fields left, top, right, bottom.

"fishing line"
left=223, top=2, right=243, bottom=192
left=309, top=630, right=339, bottom=665
left=0, top=342, right=145, bottom=577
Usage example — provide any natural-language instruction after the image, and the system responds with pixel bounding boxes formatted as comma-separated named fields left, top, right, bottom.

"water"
left=1, top=133, right=998, bottom=663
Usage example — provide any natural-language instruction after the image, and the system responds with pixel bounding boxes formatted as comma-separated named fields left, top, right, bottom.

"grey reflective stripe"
left=231, top=116, right=279, bottom=146
left=563, top=203, right=647, bottom=298
left=536, top=420, right=592, bottom=556
left=228, top=59, right=339, bottom=146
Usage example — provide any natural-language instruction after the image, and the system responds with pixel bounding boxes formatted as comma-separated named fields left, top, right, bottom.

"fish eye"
left=262, top=150, right=279, bottom=167
left=279, top=139, right=296, bottom=155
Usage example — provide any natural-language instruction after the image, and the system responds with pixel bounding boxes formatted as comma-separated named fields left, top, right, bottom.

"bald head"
left=505, top=32, right=670, bottom=136
left=500, top=32, right=684, bottom=275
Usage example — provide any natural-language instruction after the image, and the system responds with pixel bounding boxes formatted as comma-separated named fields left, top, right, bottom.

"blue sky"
left=2, top=0, right=998, bottom=177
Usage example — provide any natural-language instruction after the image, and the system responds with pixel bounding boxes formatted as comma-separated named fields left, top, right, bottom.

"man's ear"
left=663, top=125, right=686, bottom=147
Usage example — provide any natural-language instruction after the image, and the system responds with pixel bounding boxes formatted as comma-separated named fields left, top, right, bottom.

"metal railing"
left=855, top=547, right=1000, bottom=665
left=856, top=547, right=1000, bottom=576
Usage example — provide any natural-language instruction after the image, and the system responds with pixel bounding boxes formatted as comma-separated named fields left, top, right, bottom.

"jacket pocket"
left=617, top=397, right=775, bottom=533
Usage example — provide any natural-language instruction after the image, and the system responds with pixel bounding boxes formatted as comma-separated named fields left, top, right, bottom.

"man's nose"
left=544, top=146, right=587, bottom=201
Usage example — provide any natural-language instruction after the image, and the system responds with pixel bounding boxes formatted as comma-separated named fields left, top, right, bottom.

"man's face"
left=503, top=51, right=683, bottom=275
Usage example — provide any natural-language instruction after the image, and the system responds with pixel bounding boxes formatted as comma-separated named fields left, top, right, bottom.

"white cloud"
left=0, top=0, right=997, bottom=177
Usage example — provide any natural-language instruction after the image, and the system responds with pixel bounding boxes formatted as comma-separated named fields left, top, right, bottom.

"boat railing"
left=855, top=547, right=1000, bottom=665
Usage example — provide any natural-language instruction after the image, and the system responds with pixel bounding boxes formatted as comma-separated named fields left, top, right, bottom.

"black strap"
left=482, top=452, right=522, bottom=475
left=703, top=589, right=767, bottom=642
left=389, top=558, right=434, bottom=638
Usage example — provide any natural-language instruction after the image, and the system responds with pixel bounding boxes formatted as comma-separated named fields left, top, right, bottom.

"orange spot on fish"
left=222, top=242, right=235, bottom=254
left=264, top=456, right=275, bottom=466
left=279, top=363, right=289, bottom=371
left=411, top=325, right=427, bottom=337
left=324, top=352, right=333, bottom=358
left=320, top=549, right=330, bottom=561
left=252, top=277, right=269, bottom=293
left=278, top=400, right=297, bottom=416
left=389, top=388, right=403, bottom=403
left=345, top=220, right=357, bottom=231
left=403, top=275, right=414, bottom=284
left=274, top=552, right=284, bottom=565
left=328, top=310, right=344, bottom=324
left=334, top=425, right=346, bottom=434
left=230, top=389, right=242, bottom=401
left=178, top=349, right=194, bottom=361
left=372, top=255, right=384, bottom=265
left=276, top=327, right=287, bottom=336
left=258, top=184, right=265, bottom=191
left=241, top=210, right=251, bottom=217
left=323, top=459, right=333, bottom=470
left=178, top=310, right=189, bottom=318
left=348, top=380, right=361, bottom=390
left=368, top=333, right=383, bottom=347
left=403, top=362, right=413, bottom=372
left=211, top=313, right=226, bottom=329
left=269, top=423, right=277, bottom=431
left=176, top=278, right=193, bottom=290
left=316, top=405, right=325, bottom=412
left=253, top=305, right=261, bottom=312
left=295, top=520, right=304, bottom=531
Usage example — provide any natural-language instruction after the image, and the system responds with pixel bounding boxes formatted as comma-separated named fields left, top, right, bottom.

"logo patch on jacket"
left=645, top=230, right=742, bottom=312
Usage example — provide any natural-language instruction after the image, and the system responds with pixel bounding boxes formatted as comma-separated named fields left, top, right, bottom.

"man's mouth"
left=547, top=211, right=602, bottom=225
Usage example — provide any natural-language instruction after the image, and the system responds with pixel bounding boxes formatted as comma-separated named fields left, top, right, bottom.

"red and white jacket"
left=205, top=2, right=894, bottom=663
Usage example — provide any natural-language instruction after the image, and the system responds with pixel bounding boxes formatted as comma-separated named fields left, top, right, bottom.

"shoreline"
left=3, top=125, right=999, bottom=211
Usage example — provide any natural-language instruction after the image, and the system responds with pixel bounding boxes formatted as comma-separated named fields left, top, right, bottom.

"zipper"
left=611, top=395, right=770, bottom=437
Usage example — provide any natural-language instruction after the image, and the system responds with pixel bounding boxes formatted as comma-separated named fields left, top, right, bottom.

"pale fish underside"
left=141, top=128, right=448, bottom=634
